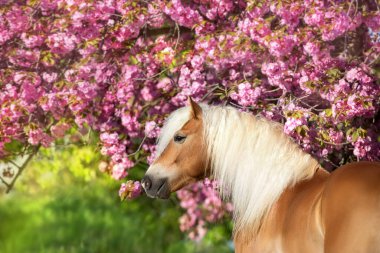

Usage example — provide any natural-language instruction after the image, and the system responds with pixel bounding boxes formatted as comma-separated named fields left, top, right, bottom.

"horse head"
left=141, top=98, right=208, bottom=199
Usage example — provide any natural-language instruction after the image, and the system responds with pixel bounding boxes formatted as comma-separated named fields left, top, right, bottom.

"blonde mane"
left=157, top=104, right=319, bottom=234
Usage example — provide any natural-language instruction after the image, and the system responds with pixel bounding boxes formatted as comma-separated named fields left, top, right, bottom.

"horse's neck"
left=206, top=107, right=324, bottom=235
left=234, top=168, right=330, bottom=252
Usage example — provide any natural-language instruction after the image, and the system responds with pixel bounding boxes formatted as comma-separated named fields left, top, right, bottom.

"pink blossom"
left=284, top=117, right=305, bottom=134
left=28, top=129, right=53, bottom=147
left=112, top=163, right=128, bottom=180
left=21, top=33, right=44, bottom=48
left=119, top=180, right=142, bottom=200
left=230, top=82, right=262, bottom=107
left=156, top=77, right=173, bottom=92
left=304, top=42, right=320, bottom=56
left=100, top=132, right=119, bottom=146
left=9, top=49, right=40, bottom=68
left=51, top=123, right=70, bottom=138
left=47, top=32, right=78, bottom=54
left=42, top=72, right=58, bottom=83
left=144, top=121, right=160, bottom=138
left=164, top=0, right=203, bottom=28
left=121, top=113, right=140, bottom=137
left=5, top=6, right=29, bottom=33
left=267, top=36, right=297, bottom=57
left=177, top=179, right=232, bottom=241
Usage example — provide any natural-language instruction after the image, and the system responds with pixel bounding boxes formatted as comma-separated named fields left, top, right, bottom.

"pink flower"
left=177, top=179, right=232, bottom=240
left=42, top=72, right=58, bottom=83
left=21, top=33, right=44, bottom=48
left=156, top=77, right=173, bottom=92
left=140, top=86, right=155, bottom=101
left=28, top=129, right=53, bottom=147
left=9, top=49, right=40, bottom=68
left=112, top=163, right=128, bottom=180
left=144, top=121, right=160, bottom=138
left=5, top=6, right=29, bottom=33
left=28, top=129, right=44, bottom=145
left=47, top=32, right=78, bottom=54
left=100, top=132, right=119, bottom=144
left=230, top=82, right=262, bottom=107
left=121, top=113, right=140, bottom=137
left=51, top=123, right=70, bottom=138
left=267, top=36, right=296, bottom=57
left=119, top=180, right=142, bottom=200
left=304, top=42, right=320, bottom=56
left=191, top=55, right=204, bottom=68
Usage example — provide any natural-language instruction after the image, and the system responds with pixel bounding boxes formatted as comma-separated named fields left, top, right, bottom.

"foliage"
left=0, top=0, right=379, bottom=240
left=0, top=146, right=233, bottom=253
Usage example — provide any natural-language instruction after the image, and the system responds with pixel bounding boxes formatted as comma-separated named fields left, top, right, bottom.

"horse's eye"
left=173, top=134, right=186, bottom=143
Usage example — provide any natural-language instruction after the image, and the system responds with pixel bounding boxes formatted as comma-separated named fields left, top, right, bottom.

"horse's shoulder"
left=326, top=161, right=380, bottom=192
left=321, top=161, right=380, bottom=220
left=321, top=162, right=380, bottom=251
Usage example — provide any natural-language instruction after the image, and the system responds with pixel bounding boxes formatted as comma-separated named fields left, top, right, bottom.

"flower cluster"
left=177, top=179, right=233, bottom=241
left=119, top=180, right=143, bottom=200
left=0, top=0, right=379, bottom=240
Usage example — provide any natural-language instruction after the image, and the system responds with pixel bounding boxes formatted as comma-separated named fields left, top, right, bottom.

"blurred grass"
left=0, top=146, right=232, bottom=253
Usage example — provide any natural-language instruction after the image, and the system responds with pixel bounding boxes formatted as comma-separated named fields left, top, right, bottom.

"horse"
left=141, top=98, right=380, bottom=253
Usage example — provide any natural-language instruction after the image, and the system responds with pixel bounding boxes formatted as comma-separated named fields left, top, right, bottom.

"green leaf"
left=352, top=131, right=359, bottom=142
left=4, top=140, right=24, bottom=153
left=129, top=55, right=139, bottom=65
left=346, top=128, right=354, bottom=137
left=321, top=131, right=329, bottom=141
left=324, top=109, right=332, bottom=117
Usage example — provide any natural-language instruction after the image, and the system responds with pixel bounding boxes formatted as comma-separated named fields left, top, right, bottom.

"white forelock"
left=156, top=106, right=190, bottom=157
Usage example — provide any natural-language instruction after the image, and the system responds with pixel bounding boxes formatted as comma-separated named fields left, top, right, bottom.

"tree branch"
left=0, top=175, right=10, bottom=188
left=3, top=145, right=40, bottom=194
left=127, top=135, right=147, bottom=158
left=3, top=158, right=21, bottom=169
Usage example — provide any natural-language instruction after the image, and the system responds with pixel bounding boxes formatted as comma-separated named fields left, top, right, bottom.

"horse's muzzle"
left=141, top=175, right=170, bottom=199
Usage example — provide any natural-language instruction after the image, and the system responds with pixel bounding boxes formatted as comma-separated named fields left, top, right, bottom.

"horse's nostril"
left=142, top=176, right=152, bottom=190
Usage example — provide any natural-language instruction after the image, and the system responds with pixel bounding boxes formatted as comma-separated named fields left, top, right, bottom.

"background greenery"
left=0, top=146, right=233, bottom=253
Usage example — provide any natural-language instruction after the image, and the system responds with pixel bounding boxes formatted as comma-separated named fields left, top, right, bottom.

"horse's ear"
left=188, top=97, right=202, bottom=119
